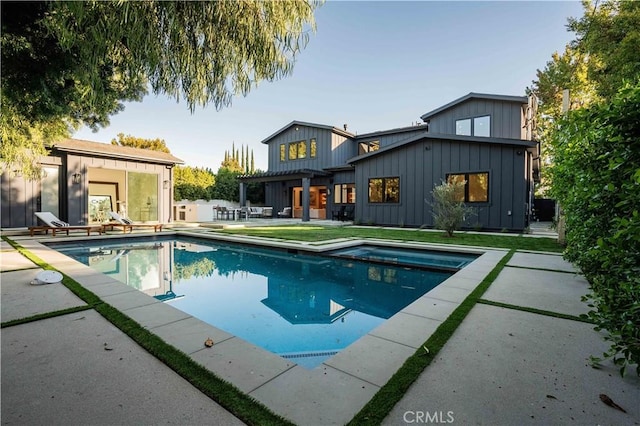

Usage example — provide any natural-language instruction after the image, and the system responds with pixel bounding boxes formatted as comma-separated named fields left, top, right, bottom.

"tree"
left=1, top=0, right=320, bottom=178
left=429, top=180, right=472, bottom=237
left=567, top=0, right=640, bottom=100
left=111, top=133, right=171, bottom=153
left=529, top=0, right=640, bottom=375
left=174, top=166, right=215, bottom=201
left=550, top=84, right=640, bottom=376
left=211, top=167, right=240, bottom=202
left=221, top=143, right=255, bottom=173
left=528, top=0, right=640, bottom=197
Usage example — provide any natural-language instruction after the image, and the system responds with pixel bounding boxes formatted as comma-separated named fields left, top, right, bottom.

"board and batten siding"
left=266, top=125, right=353, bottom=172
left=354, top=137, right=528, bottom=230
left=427, top=99, right=525, bottom=140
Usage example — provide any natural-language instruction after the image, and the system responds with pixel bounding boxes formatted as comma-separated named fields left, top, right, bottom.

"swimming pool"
left=52, top=237, right=474, bottom=368
left=329, top=245, right=477, bottom=271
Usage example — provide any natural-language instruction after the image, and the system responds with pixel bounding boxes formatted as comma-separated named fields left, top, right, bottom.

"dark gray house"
left=1, top=138, right=183, bottom=229
left=241, top=92, right=539, bottom=231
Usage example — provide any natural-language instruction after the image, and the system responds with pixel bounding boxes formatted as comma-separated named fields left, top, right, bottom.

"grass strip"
left=347, top=249, right=516, bottom=425
left=3, top=238, right=293, bottom=426
left=93, top=302, right=294, bottom=426
left=477, top=299, right=595, bottom=324
left=216, top=226, right=563, bottom=252
left=1, top=305, right=94, bottom=328
left=505, top=264, right=579, bottom=274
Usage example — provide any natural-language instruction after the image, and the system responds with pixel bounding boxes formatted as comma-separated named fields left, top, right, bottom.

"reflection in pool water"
left=54, top=237, right=467, bottom=368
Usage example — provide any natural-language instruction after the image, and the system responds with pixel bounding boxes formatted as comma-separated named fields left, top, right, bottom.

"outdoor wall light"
left=425, top=145, right=431, bottom=151
left=163, top=180, right=170, bottom=189
left=71, top=172, right=82, bottom=184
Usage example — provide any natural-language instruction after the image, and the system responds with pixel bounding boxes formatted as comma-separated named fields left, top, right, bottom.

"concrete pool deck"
left=2, top=233, right=638, bottom=425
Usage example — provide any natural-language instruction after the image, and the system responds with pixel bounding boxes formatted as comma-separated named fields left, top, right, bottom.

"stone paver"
left=483, top=266, right=591, bottom=316
left=508, top=252, right=578, bottom=273
left=1, top=310, right=245, bottom=425
left=383, top=304, right=640, bottom=425
left=1, top=269, right=87, bottom=322
left=250, top=364, right=379, bottom=426
left=1, top=250, right=38, bottom=271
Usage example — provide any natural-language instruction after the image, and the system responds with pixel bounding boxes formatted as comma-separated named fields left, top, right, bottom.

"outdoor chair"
left=215, top=206, right=231, bottom=220
left=343, top=205, right=355, bottom=221
left=103, top=211, right=163, bottom=233
left=332, top=205, right=346, bottom=221
left=29, top=212, right=103, bottom=236
left=277, top=207, right=292, bottom=218
left=248, top=207, right=263, bottom=218
left=261, top=207, right=273, bottom=218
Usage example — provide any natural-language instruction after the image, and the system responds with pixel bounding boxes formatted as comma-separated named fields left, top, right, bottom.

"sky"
left=73, top=1, right=585, bottom=171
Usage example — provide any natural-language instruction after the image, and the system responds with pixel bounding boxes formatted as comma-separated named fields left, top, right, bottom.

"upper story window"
left=358, top=140, right=380, bottom=155
left=456, top=115, right=491, bottom=137
left=473, top=116, right=490, bottom=137
left=447, top=172, right=489, bottom=203
left=334, top=183, right=355, bottom=204
left=283, top=139, right=315, bottom=161
left=288, top=140, right=307, bottom=160
left=310, top=138, right=317, bottom=158
left=368, top=177, right=400, bottom=203
left=456, top=119, right=471, bottom=136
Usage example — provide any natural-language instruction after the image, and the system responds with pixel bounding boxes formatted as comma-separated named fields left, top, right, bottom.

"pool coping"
left=14, top=231, right=507, bottom=425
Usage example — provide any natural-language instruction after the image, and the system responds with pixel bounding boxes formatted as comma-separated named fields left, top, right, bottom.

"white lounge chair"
left=30, top=212, right=103, bottom=236
left=104, top=211, right=163, bottom=233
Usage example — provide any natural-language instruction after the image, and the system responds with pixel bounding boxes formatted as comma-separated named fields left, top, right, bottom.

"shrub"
left=429, top=180, right=473, bottom=237
left=550, top=84, right=640, bottom=376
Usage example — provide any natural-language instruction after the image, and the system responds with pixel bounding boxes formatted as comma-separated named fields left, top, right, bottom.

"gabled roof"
left=260, top=120, right=354, bottom=145
left=52, top=138, right=184, bottom=165
left=420, top=92, right=528, bottom=121
left=347, top=132, right=537, bottom=164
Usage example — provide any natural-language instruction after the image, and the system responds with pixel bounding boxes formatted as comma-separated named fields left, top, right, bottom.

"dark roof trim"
left=260, top=121, right=354, bottom=145
left=354, top=124, right=429, bottom=140
left=52, top=138, right=184, bottom=165
left=420, top=92, right=528, bottom=121
left=323, top=165, right=355, bottom=173
left=347, top=132, right=537, bottom=164
left=238, top=168, right=332, bottom=183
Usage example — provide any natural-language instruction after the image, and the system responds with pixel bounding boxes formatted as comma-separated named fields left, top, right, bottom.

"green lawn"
left=215, top=225, right=564, bottom=253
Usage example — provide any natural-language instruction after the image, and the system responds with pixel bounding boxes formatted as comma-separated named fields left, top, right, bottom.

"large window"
left=447, top=172, right=489, bottom=203
left=368, top=177, right=400, bottom=203
left=334, top=183, right=355, bottom=204
left=41, top=166, right=59, bottom=218
left=282, top=138, right=316, bottom=161
left=473, top=116, right=490, bottom=137
left=358, top=140, right=380, bottom=155
left=288, top=140, right=307, bottom=160
left=128, top=172, right=158, bottom=221
left=455, top=119, right=471, bottom=136
left=456, top=115, right=491, bottom=137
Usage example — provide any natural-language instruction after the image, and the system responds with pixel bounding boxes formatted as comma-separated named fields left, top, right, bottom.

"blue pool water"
left=329, top=245, right=477, bottom=271
left=52, top=237, right=473, bottom=368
